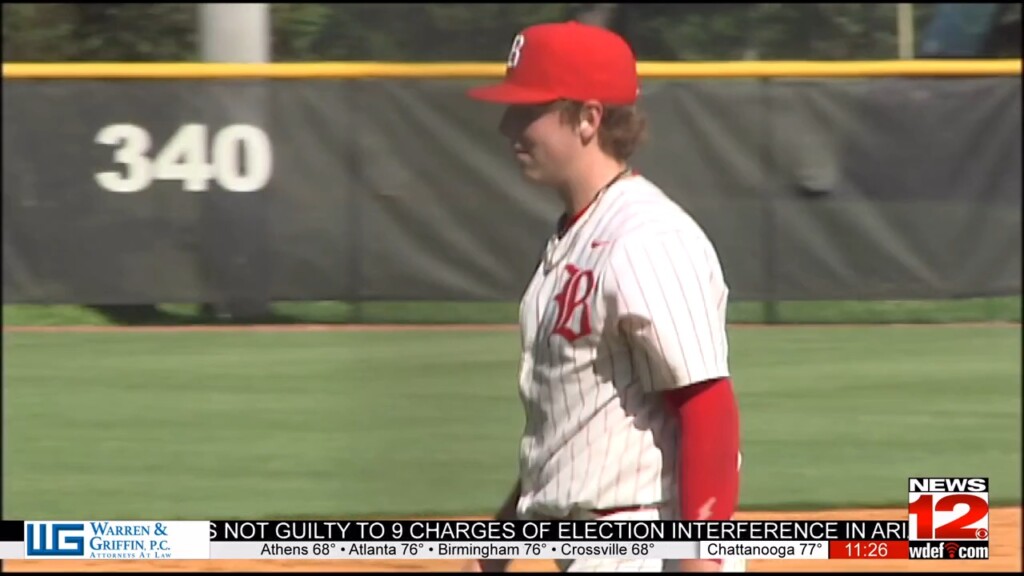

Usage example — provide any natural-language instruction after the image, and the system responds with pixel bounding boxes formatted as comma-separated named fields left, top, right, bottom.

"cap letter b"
left=507, top=34, right=525, bottom=69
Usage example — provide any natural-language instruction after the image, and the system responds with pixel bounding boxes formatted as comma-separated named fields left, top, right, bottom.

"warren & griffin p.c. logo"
left=26, top=522, right=85, bottom=557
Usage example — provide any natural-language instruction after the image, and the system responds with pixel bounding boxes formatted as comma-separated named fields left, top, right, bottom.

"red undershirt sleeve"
left=662, top=377, right=741, bottom=522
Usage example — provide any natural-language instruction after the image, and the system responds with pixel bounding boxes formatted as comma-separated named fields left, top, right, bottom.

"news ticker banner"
left=0, top=478, right=989, bottom=563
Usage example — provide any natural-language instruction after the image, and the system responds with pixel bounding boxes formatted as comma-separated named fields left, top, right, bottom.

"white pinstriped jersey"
left=515, top=174, right=731, bottom=520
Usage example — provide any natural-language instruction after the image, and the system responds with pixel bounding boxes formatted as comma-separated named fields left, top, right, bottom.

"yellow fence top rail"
left=3, top=59, right=1021, bottom=79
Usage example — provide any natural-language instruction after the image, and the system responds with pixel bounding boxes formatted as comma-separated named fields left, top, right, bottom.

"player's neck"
left=558, top=155, right=630, bottom=217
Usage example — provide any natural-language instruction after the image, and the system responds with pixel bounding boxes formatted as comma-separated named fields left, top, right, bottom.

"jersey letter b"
left=552, top=265, right=595, bottom=343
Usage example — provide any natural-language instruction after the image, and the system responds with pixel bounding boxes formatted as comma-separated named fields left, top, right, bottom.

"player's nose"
left=498, top=107, right=519, bottom=140
left=499, top=104, right=539, bottom=141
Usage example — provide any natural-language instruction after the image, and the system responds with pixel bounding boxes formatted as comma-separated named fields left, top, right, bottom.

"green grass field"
left=4, top=324, right=1020, bottom=521
left=2, top=296, right=1021, bottom=326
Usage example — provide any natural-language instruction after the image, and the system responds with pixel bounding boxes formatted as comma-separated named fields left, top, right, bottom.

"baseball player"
left=464, top=21, right=743, bottom=573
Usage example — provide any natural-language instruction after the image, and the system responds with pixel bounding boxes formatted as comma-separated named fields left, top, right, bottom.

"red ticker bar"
left=830, top=540, right=909, bottom=560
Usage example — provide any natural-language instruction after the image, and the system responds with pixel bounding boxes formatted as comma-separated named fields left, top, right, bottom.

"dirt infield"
left=0, top=324, right=520, bottom=334
left=4, top=322, right=1019, bottom=334
left=5, top=508, right=1019, bottom=573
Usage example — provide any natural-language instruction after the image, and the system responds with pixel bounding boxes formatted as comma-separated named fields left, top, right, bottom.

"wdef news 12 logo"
left=907, top=477, right=990, bottom=560
left=26, top=521, right=175, bottom=559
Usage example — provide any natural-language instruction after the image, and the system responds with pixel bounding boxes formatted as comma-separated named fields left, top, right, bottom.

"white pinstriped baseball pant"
left=554, top=455, right=746, bottom=572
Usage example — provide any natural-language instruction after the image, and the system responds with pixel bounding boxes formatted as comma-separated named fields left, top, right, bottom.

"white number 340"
left=94, top=123, right=273, bottom=193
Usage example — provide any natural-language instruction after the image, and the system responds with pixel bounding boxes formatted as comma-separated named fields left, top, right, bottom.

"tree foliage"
left=2, top=3, right=1017, bottom=62
left=3, top=3, right=197, bottom=61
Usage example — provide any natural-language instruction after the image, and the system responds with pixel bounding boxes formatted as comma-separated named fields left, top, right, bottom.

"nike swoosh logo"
left=591, top=240, right=611, bottom=248
left=698, top=497, right=717, bottom=520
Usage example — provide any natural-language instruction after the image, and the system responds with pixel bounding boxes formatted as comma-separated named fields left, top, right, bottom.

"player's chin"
left=516, top=160, right=556, bottom=184
left=516, top=164, right=546, bottom=185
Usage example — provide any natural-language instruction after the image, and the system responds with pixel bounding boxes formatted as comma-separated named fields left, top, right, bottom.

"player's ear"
left=577, top=100, right=603, bottom=144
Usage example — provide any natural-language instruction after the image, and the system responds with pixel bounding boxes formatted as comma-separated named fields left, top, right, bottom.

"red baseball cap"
left=467, top=21, right=639, bottom=106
